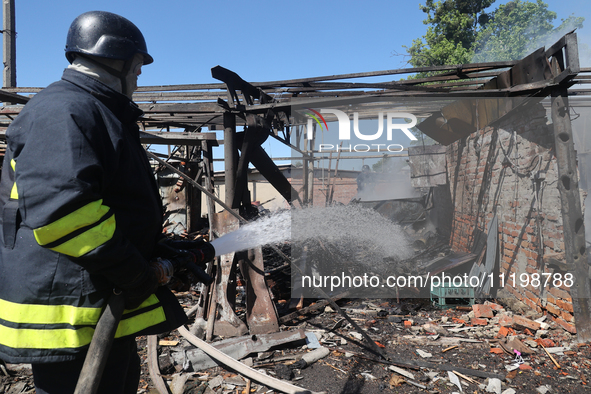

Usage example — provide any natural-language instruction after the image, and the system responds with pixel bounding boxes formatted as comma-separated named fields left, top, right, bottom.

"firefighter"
left=356, top=164, right=374, bottom=192
left=0, top=11, right=189, bottom=393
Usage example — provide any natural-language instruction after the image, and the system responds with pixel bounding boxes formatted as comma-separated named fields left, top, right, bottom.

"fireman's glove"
left=151, top=246, right=215, bottom=286
left=151, top=257, right=175, bottom=285
left=155, top=237, right=215, bottom=266
left=120, top=266, right=159, bottom=310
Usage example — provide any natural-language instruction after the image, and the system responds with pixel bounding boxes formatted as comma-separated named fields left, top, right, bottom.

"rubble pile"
left=2, top=294, right=590, bottom=394
left=136, top=296, right=591, bottom=394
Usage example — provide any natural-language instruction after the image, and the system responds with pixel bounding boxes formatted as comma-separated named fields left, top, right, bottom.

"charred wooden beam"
left=212, top=65, right=273, bottom=106
left=139, top=131, right=218, bottom=146
left=223, top=112, right=238, bottom=208
left=547, top=34, right=591, bottom=341
left=0, top=90, right=28, bottom=104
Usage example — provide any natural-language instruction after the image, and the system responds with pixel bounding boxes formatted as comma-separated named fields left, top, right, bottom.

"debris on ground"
left=2, top=243, right=590, bottom=394
left=3, top=293, right=590, bottom=394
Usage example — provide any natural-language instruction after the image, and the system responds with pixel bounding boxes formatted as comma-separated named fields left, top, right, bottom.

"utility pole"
left=2, top=0, right=16, bottom=88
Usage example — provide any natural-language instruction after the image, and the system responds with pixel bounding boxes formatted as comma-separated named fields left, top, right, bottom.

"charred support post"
left=192, top=140, right=216, bottom=337
left=551, top=86, right=591, bottom=341
left=209, top=211, right=249, bottom=338
left=211, top=66, right=288, bottom=337
left=2, top=0, right=16, bottom=89
left=239, top=246, right=280, bottom=335
left=224, top=112, right=237, bottom=207
left=548, top=33, right=591, bottom=342
left=234, top=124, right=280, bottom=334
left=186, top=146, right=203, bottom=234
left=201, top=140, right=216, bottom=228
left=233, top=119, right=269, bottom=210
left=210, top=116, right=251, bottom=339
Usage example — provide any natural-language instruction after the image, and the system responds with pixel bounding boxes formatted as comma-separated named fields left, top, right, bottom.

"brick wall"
left=447, top=103, right=576, bottom=333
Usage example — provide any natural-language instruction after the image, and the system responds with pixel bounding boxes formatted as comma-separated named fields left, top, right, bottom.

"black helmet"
left=65, top=11, right=153, bottom=65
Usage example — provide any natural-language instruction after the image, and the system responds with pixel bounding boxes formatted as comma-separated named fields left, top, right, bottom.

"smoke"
left=575, top=32, right=591, bottom=68
left=355, top=158, right=422, bottom=202
left=530, top=18, right=591, bottom=68
left=472, top=10, right=590, bottom=66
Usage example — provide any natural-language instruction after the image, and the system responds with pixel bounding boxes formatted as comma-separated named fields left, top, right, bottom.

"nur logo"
left=305, top=108, right=418, bottom=142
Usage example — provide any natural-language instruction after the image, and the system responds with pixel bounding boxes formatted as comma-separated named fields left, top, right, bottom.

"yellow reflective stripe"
left=115, top=306, right=166, bottom=338
left=0, top=325, right=95, bottom=349
left=10, top=184, right=17, bottom=199
left=34, top=199, right=111, bottom=246
left=0, top=298, right=102, bottom=325
left=0, top=295, right=165, bottom=349
left=117, top=294, right=164, bottom=337
left=47, top=214, right=116, bottom=257
left=0, top=308, right=166, bottom=349
left=10, top=159, right=17, bottom=199
left=0, top=294, right=160, bottom=325
left=122, top=294, right=160, bottom=314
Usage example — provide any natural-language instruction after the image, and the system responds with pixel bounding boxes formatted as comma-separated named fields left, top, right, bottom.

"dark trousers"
left=31, top=337, right=141, bottom=394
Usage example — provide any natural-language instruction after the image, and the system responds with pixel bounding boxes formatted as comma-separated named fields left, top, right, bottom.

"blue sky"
left=2, top=0, right=590, bottom=170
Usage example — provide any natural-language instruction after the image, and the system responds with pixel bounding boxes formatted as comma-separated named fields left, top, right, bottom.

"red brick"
left=471, top=318, right=488, bottom=326
left=550, top=316, right=577, bottom=334
left=499, top=315, right=514, bottom=327
left=519, top=364, right=533, bottom=371
left=556, top=299, right=574, bottom=314
left=561, top=310, right=574, bottom=323
left=472, top=304, right=494, bottom=318
left=546, top=303, right=561, bottom=316
left=512, top=315, right=541, bottom=331
left=484, top=301, right=504, bottom=311
left=497, top=326, right=512, bottom=337
left=490, top=347, right=504, bottom=354
left=535, top=338, right=556, bottom=347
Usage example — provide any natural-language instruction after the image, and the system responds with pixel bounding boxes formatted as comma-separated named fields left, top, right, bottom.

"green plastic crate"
left=430, top=283, right=475, bottom=308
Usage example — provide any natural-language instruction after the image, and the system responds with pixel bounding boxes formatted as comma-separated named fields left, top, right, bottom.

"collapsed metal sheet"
left=171, top=329, right=306, bottom=371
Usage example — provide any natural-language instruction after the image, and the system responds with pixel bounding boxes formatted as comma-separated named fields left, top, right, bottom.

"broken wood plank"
left=442, top=345, right=458, bottom=353
left=279, top=293, right=348, bottom=324
left=542, top=344, right=561, bottom=369
left=453, top=370, right=479, bottom=384
left=388, top=365, right=415, bottom=380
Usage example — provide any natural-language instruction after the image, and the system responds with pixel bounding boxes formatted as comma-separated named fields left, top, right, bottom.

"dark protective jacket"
left=0, top=69, right=186, bottom=363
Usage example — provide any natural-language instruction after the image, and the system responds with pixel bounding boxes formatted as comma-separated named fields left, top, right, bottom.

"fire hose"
left=73, top=242, right=215, bottom=394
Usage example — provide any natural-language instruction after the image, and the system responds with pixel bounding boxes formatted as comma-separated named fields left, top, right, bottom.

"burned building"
left=1, top=32, right=590, bottom=343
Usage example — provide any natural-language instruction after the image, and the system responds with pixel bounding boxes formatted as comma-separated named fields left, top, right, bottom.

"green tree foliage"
left=407, top=0, right=494, bottom=68
left=473, top=0, right=584, bottom=62
left=406, top=0, right=584, bottom=69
